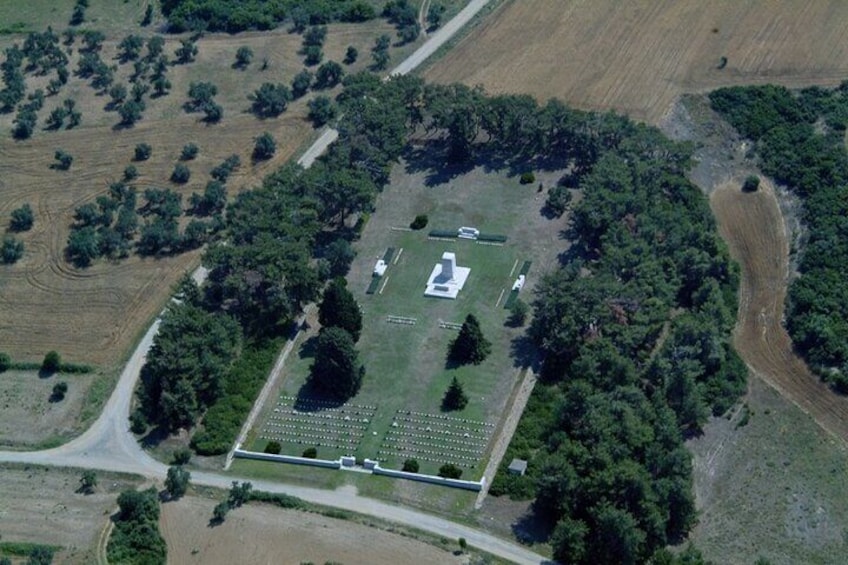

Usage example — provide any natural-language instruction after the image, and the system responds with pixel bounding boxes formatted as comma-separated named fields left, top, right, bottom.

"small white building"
left=508, top=458, right=528, bottom=476
left=373, top=259, right=388, bottom=277
left=512, top=274, right=525, bottom=291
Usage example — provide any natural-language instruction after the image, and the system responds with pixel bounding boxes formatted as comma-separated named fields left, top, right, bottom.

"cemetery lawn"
left=247, top=156, right=567, bottom=480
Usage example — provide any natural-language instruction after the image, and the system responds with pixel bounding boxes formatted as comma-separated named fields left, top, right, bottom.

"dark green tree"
left=10, top=203, right=34, bottom=231
left=234, top=46, right=253, bottom=69
left=442, top=376, right=469, bottom=411
left=448, top=314, right=491, bottom=365
left=309, top=326, right=364, bottom=401
left=291, top=70, right=313, bottom=98
left=181, top=142, right=199, bottom=160
left=134, top=142, right=152, bottom=161
left=42, top=350, right=61, bottom=373
left=171, top=163, right=191, bottom=184
left=164, top=465, right=191, bottom=499
left=344, top=46, right=358, bottom=65
left=307, top=95, right=337, bottom=126
left=318, top=278, right=362, bottom=341
left=314, top=60, right=344, bottom=89
left=438, top=463, right=462, bottom=479
left=175, top=37, right=198, bottom=64
left=80, top=470, right=98, bottom=493
left=252, top=132, right=276, bottom=161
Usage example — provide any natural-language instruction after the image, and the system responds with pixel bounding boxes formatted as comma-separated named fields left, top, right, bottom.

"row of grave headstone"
left=376, top=448, right=477, bottom=467
left=277, top=402, right=377, bottom=417
left=261, top=435, right=351, bottom=450
left=265, top=422, right=362, bottom=438
left=384, top=431, right=485, bottom=451
left=396, top=409, right=494, bottom=427
left=395, top=421, right=489, bottom=439
left=262, top=430, right=360, bottom=445
left=382, top=439, right=483, bottom=457
left=280, top=395, right=378, bottom=412
left=269, top=416, right=369, bottom=431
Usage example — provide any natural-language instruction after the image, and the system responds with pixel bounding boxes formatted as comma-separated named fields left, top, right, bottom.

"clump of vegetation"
left=264, top=440, right=282, bottom=454
left=302, top=446, right=318, bottom=458
left=234, top=45, right=253, bottom=69
left=1, top=236, right=24, bottom=264
left=402, top=458, right=419, bottom=473
left=742, top=174, right=760, bottom=192
left=53, top=150, right=73, bottom=170
left=180, top=142, right=199, bottom=160
left=519, top=171, right=536, bottom=184
left=107, top=488, right=166, bottom=565
left=41, top=350, right=61, bottom=374
left=442, top=376, right=468, bottom=411
left=134, top=143, right=152, bottom=161
left=309, top=327, right=364, bottom=401
left=9, top=204, right=34, bottom=232
left=410, top=214, right=428, bottom=230
left=307, top=95, right=337, bottom=126
left=124, top=165, right=138, bottom=181
left=171, top=163, right=191, bottom=184
left=448, top=314, right=491, bottom=365
left=318, top=278, right=362, bottom=341
left=438, top=463, right=462, bottom=479
left=252, top=132, right=277, bottom=161
left=508, top=298, right=529, bottom=327
left=79, top=470, right=97, bottom=494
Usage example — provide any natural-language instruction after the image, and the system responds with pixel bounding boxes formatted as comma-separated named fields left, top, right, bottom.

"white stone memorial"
left=512, top=274, right=525, bottom=291
left=424, top=251, right=470, bottom=299
left=373, top=259, right=388, bottom=277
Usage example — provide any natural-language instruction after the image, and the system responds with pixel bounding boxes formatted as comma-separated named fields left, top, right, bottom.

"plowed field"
left=426, top=0, right=848, bottom=124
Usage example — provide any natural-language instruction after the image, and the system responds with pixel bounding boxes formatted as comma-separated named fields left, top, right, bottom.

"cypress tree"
left=448, top=314, right=491, bottom=365
left=318, top=278, right=362, bottom=341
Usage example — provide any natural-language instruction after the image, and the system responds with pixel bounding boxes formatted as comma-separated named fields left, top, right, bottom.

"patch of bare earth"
left=426, top=0, right=848, bottom=125
left=159, top=496, right=465, bottom=565
left=710, top=181, right=848, bottom=444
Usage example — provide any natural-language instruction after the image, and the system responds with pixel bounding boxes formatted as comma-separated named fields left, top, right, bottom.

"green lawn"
left=248, top=162, right=561, bottom=478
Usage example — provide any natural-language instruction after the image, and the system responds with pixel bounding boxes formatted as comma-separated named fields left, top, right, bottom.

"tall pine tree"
left=318, top=278, right=362, bottom=341
left=442, top=376, right=469, bottom=411
left=448, top=314, right=491, bottom=365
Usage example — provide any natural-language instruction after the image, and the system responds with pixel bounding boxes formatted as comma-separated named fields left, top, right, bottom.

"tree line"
left=711, top=84, right=848, bottom=391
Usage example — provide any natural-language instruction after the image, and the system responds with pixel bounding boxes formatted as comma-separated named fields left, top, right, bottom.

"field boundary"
left=233, top=448, right=484, bottom=491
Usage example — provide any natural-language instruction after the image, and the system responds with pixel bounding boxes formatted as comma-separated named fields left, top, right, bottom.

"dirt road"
left=710, top=182, right=848, bottom=445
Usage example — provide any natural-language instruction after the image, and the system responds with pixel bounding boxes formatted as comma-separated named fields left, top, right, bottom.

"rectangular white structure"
left=425, top=251, right=470, bottom=299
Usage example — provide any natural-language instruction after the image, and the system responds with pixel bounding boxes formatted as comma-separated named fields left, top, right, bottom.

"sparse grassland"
left=425, top=0, right=848, bottom=125
left=0, top=463, right=143, bottom=564
left=160, top=494, right=469, bottom=565
left=688, top=376, right=848, bottom=564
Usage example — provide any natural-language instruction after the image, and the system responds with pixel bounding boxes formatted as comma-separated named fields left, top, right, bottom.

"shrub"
left=545, top=184, right=572, bottom=217
left=234, top=46, right=253, bottom=69
left=438, top=463, right=462, bottom=479
left=402, top=459, right=419, bottom=473
left=134, top=143, right=152, bottom=161
left=252, top=132, right=276, bottom=161
left=520, top=171, right=536, bottom=184
left=123, top=165, right=138, bottom=181
left=409, top=214, right=428, bottom=230
left=264, top=441, right=282, bottom=454
left=130, top=409, right=147, bottom=434
left=171, top=163, right=190, bottom=184
left=743, top=174, right=760, bottom=192
left=2, top=236, right=25, bottom=264
left=51, top=381, right=68, bottom=401
left=508, top=298, right=529, bottom=327
left=302, top=447, right=318, bottom=458
left=180, top=143, right=198, bottom=160
left=0, top=352, right=10, bottom=372
left=54, top=150, right=73, bottom=170
left=10, top=203, right=34, bottom=232
left=172, top=448, right=192, bottom=465
left=42, top=350, right=61, bottom=373
left=344, top=45, right=358, bottom=65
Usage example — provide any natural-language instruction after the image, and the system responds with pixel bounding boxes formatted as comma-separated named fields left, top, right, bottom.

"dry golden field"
left=426, top=0, right=848, bottom=124
left=0, top=20, right=398, bottom=370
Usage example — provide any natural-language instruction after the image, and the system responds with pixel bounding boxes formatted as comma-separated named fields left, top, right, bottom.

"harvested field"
left=0, top=463, right=142, bottom=564
left=160, top=495, right=464, bottom=565
left=426, top=0, right=848, bottom=124
left=710, top=181, right=848, bottom=444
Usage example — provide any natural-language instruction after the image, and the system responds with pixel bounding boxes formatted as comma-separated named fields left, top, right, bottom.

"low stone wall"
left=233, top=449, right=484, bottom=491
left=372, top=464, right=484, bottom=491
left=233, top=449, right=341, bottom=469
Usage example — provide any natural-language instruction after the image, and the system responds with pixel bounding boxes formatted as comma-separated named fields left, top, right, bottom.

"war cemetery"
left=242, top=162, right=563, bottom=482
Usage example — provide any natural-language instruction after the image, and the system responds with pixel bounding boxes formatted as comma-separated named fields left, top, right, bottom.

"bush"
left=0, top=352, right=10, bottom=372
left=130, top=409, right=147, bottom=434
left=171, top=163, right=190, bottom=184
left=54, top=150, right=73, bottom=170
left=42, top=350, right=61, bottom=373
left=234, top=46, right=253, bottom=69
left=123, top=165, right=138, bottom=181
left=134, top=143, right=152, bottom=161
left=180, top=143, right=198, bottom=160
left=9, top=204, right=34, bottom=232
left=402, top=458, right=419, bottom=473
left=51, top=381, right=68, bottom=401
left=743, top=174, right=760, bottom=192
left=409, top=214, right=428, bottom=230
left=438, top=463, right=462, bottom=479
left=508, top=298, right=529, bottom=327
left=172, top=448, right=192, bottom=465
left=545, top=184, right=572, bottom=217
left=2, top=235, right=25, bottom=264
left=264, top=440, right=282, bottom=454
left=520, top=171, right=536, bottom=184
left=252, top=132, right=276, bottom=161
left=302, top=446, right=318, bottom=458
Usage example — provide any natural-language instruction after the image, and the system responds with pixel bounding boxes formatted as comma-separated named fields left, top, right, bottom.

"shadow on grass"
left=297, top=335, right=318, bottom=360
left=510, top=334, right=541, bottom=371
left=292, top=380, right=347, bottom=411
left=511, top=504, right=556, bottom=547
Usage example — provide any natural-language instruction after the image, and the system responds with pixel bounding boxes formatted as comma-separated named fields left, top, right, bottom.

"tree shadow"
left=139, top=424, right=171, bottom=449
left=511, top=506, right=557, bottom=548
left=402, top=143, right=475, bottom=187
left=510, top=334, right=541, bottom=371
left=297, top=335, right=318, bottom=360
left=292, top=380, right=347, bottom=411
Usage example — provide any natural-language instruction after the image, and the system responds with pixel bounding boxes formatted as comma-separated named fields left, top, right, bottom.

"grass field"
left=0, top=463, right=143, bottom=564
left=245, top=154, right=565, bottom=482
left=688, top=375, right=848, bottom=564
left=425, top=0, right=848, bottom=125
